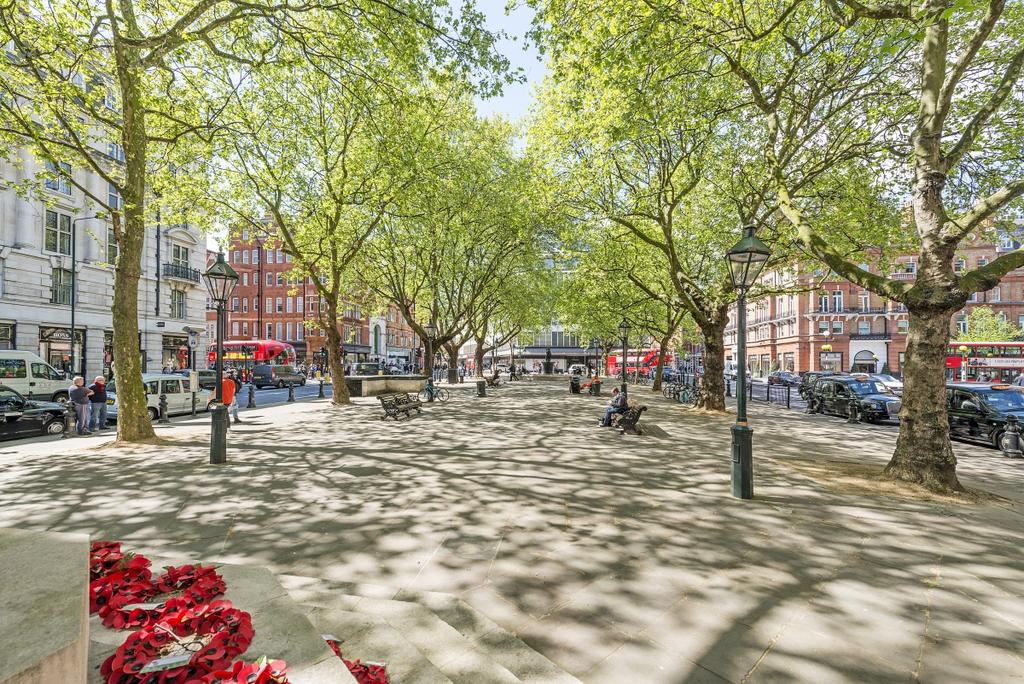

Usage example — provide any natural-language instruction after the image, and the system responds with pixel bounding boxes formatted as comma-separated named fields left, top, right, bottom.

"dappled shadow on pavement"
left=1, top=384, right=1023, bottom=683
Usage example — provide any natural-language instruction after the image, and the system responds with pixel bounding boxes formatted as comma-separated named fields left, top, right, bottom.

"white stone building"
left=0, top=150, right=209, bottom=379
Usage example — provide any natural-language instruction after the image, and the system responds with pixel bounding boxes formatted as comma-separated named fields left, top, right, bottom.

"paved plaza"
left=1, top=382, right=1022, bottom=683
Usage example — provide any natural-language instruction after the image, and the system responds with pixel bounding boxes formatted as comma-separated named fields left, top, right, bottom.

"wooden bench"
left=613, top=405, right=647, bottom=435
left=485, top=375, right=502, bottom=388
left=378, top=392, right=422, bottom=420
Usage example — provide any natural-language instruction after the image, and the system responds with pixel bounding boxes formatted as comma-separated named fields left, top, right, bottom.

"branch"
left=944, top=178, right=1024, bottom=242
left=960, top=249, right=1024, bottom=293
left=936, top=0, right=1005, bottom=123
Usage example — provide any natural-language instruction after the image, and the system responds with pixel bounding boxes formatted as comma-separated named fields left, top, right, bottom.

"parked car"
left=0, top=384, right=67, bottom=439
left=568, top=364, right=589, bottom=376
left=0, top=350, right=69, bottom=402
left=946, top=382, right=1024, bottom=449
left=767, top=371, right=801, bottom=387
left=107, top=374, right=213, bottom=421
left=175, top=369, right=217, bottom=391
left=870, top=373, right=904, bottom=395
left=252, top=364, right=307, bottom=389
left=799, top=371, right=837, bottom=400
left=349, top=362, right=384, bottom=377
left=809, top=374, right=902, bottom=422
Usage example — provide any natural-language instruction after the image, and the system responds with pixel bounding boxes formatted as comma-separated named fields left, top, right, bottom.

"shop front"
left=342, top=343, right=371, bottom=364
left=39, top=326, right=85, bottom=377
left=103, top=331, right=114, bottom=379
left=161, top=334, right=190, bottom=371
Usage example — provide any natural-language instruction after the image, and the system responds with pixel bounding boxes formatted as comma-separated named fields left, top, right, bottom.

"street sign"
left=187, top=336, right=198, bottom=348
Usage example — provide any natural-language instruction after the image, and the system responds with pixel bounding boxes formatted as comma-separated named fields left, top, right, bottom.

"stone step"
left=281, top=575, right=581, bottom=684
left=88, top=558, right=356, bottom=684
left=0, top=527, right=90, bottom=684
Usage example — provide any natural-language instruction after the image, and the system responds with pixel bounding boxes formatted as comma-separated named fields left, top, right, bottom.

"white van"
left=107, top=373, right=213, bottom=421
left=0, top=350, right=70, bottom=402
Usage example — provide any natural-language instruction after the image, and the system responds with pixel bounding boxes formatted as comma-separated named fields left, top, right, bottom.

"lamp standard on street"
left=958, top=344, right=969, bottom=381
left=69, top=214, right=102, bottom=378
left=618, top=319, right=630, bottom=399
left=203, top=253, right=239, bottom=464
left=726, top=225, right=771, bottom=500
left=424, top=321, right=437, bottom=378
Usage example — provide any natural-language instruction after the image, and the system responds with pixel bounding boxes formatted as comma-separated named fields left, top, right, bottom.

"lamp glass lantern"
left=726, top=225, right=772, bottom=291
left=617, top=319, right=630, bottom=339
left=424, top=322, right=437, bottom=340
left=203, top=252, right=240, bottom=304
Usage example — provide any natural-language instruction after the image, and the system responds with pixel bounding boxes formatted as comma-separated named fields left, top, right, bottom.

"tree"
left=0, top=0, right=504, bottom=441
left=954, top=307, right=1024, bottom=342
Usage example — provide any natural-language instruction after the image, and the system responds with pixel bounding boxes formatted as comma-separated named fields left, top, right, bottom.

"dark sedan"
left=809, top=375, right=902, bottom=422
left=767, top=371, right=801, bottom=387
left=947, top=382, right=1024, bottom=449
left=0, top=385, right=66, bottom=439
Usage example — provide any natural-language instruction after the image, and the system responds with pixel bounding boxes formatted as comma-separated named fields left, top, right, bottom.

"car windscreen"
left=848, top=381, right=890, bottom=395
left=979, top=389, right=1024, bottom=411
left=0, top=388, right=23, bottom=405
left=873, top=375, right=898, bottom=382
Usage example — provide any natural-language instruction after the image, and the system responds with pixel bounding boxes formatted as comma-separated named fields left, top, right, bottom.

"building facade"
left=0, top=149, right=208, bottom=379
left=211, top=235, right=420, bottom=368
left=726, top=239, right=1024, bottom=377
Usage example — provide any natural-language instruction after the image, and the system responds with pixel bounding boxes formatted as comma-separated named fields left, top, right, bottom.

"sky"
left=207, top=3, right=545, bottom=251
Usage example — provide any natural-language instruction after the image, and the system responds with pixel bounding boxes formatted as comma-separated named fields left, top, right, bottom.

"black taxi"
left=809, top=374, right=902, bottom=422
left=0, top=384, right=67, bottom=439
left=946, top=382, right=1024, bottom=449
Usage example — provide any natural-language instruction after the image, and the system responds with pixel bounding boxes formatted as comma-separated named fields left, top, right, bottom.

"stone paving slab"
left=2, top=384, right=1023, bottom=683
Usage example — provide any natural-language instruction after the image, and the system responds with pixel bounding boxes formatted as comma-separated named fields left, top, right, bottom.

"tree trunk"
left=111, top=52, right=155, bottom=442
left=652, top=335, right=670, bottom=392
left=422, top=338, right=434, bottom=377
left=324, top=315, right=351, bottom=405
left=884, top=308, right=962, bottom=491
left=474, top=336, right=486, bottom=377
left=447, top=345, right=459, bottom=384
left=697, top=314, right=727, bottom=412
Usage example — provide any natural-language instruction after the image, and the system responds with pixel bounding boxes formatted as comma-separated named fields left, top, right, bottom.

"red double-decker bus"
left=207, top=340, right=296, bottom=377
left=946, top=341, right=1024, bottom=382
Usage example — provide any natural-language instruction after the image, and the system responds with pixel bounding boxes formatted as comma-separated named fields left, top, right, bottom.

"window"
left=276, top=249, right=283, bottom=263
left=286, top=297, right=293, bottom=313
left=243, top=322, right=249, bottom=336
left=266, top=272, right=273, bottom=286
left=832, top=290, right=843, bottom=311
left=242, top=250, right=249, bottom=264
left=818, top=294, right=828, bottom=312
left=107, top=142, right=125, bottom=162
left=241, top=229, right=249, bottom=240
left=968, top=291, right=978, bottom=302
left=286, top=254, right=292, bottom=263
left=107, top=183, right=121, bottom=210
left=904, top=261, right=916, bottom=274
left=990, top=287, right=1001, bottom=302
left=954, top=258, right=966, bottom=273
left=1018, top=315, right=1024, bottom=330
left=897, top=319, right=909, bottom=334
left=31, top=362, right=61, bottom=380
left=817, top=320, right=829, bottom=334
left=170, top=290, right=186, bottom=318
left=275, top=322, right=282, bottom=339
left=232, top=250, right=240, bottom=263
left=266, top=248, right=273, bottom=263
left=296, top=325, right=303, bottom=341
left=251, top=249, right=259, bottom=264
left=859, top=292, right=870, bottom=310
left=957, top=316, right=968, bottom=334
left=266, top=323, right=273, bottom=339
left=265, top=297, right=271, bottom=313
left=978, top=256, right=989, bottom=267
left=171, top=245, right=189, bottom=267
left=242, top=299, right=248, bottom=313
left=857, top=263, right=869, bottom=272
left=45, top=210, right=72, bottom=255
left=231, top=297, right=239, bottom=312
left=50, top=268, right=72, bottom=304
left=857, top=320, right=871, bottom=335
left=276, top=273, right=284, bottom=286
left=999, top=311, right=1009, bottom=323
left=242, top=272, right=249, bottom=286
left=275, top=297, right=282, bottom=313
left=44, top=160, right=71, bottom=194
left=107, top=227, right=118, bottom=264
left=832, top=320, right=843, bottom=334
left=163, top=379, right=182, bottom=394
left=296, top=297, right=303, bottom=313
left=232, top=321, right=239, bottom=336
left=253, top=298, right=259, bottom=312
left=286, top=322, right=293, bottom=340
left=0, top=359, right=27, bottom=379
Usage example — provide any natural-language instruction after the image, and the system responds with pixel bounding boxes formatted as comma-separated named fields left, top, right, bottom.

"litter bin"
left=591, top=379, right=602, bottom=396
left=569, top=375, right=581, bottom=394
left=476, top=380, right=486, bottom=397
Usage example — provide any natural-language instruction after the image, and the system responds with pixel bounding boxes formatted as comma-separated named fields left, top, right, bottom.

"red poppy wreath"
left=91, top=540, right=152, bottom=582
left=99, top=601, right=254, bottom=684
left=93, top=564, right=227, bottom=630
left=201, top=657, right=290, bottom=684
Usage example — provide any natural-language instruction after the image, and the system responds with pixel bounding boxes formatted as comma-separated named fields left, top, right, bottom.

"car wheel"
left=276, top=380, right=284, bottom=389
left=255, top=385, right=264, bottom=390
left=43, top=418, right=66, bottom=435
left=148, top=407, right=159, bottom=421
left=993, top=430, right=1006, bottom=450
left=52, top=391, right=69, bottom=404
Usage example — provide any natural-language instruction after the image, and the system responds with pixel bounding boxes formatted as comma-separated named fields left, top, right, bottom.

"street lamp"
left=618, top=319, right=630, bottom=398
left=958, top=344, right=969, bottom=382
left=69, top=214, right=102, bottom=378
left=424, top=321, right=437, bottom=377
left=821, top=343, right=833, bottom=372
left=203, top=252, right=239, bottom=465
left=726, top=224, right=771, bottom=500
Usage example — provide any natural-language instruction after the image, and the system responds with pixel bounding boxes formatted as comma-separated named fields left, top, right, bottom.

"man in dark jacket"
left=88, top=376, right=109, bottom=431
left=600, top=388, right=628, bottom=427
left=68, top=376, right=93, bottom=435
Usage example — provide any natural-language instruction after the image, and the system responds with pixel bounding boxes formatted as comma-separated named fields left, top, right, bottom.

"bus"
left=207, top=340, right=296, bottom=381
left=946, top=341, right=1024, bottom=383
left=607, top=349, right=673, bottom=378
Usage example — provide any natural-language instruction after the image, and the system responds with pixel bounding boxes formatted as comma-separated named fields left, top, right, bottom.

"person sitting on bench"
left=600, top=388, right=627, bottom=427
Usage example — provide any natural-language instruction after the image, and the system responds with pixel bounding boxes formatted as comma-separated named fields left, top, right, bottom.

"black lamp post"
left=618, top=319, right=630, bottom=398
left=726, top=224, right=771, bottom=500
left=424, top=321, right=437, bottom=378
left=69, top=214, right=101, bottom=378
left=203, top=252, right=239, bottom=465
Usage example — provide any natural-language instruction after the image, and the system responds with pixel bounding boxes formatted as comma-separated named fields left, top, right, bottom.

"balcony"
left=162, top=262, right=200, bottom=283
left=849, top=333, right=891, bottom=341
left=890, top=272, right=916, bottom=281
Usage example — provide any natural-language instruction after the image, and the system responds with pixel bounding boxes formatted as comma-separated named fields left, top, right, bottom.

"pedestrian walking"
left=223, top=371, right=241, bottom=425
left=87, top=376, right=110, bottom=431
left=68, top=376, right=93, bottom=435
left=1013, top=371, right=1024, bottom=386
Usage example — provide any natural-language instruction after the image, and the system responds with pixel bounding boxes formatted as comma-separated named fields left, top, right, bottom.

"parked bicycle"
left=677, top=384, right=700, bottom=407
left=418, top=382, right=450, bottom=403
left=663, top=381, right=684, bottom=400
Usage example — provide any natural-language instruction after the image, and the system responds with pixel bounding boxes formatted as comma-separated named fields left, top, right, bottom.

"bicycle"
left=663, top=381, right=683, bottom=399
left=677, top=384, right=700, bottom=407
left=418, top=383, right=449, bottom=403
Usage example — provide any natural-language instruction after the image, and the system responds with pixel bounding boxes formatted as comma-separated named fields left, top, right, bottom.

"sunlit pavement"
left=1, top=382, right=1022, bottom=683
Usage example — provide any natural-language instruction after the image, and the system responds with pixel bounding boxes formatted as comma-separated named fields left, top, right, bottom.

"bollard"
left=477, top=379, right=486, bottom=397
left=847, top=396, right=859, bottom=423
left=1001, top=415, right=1023, bottom=457
left=726, top=378, right=732, bottom=398
left=158, top=394, right=170, bottom=423
left=191, top=391, right=197, bottom=416
left=786, top=385, right=791, bottom=410
left=318, top=378, right=325, bottom=399
left=287, top=382, right=295, bottom=402
left=61, top=402, right=76, bottom=438
left=247, top=384, right=256, bottom=408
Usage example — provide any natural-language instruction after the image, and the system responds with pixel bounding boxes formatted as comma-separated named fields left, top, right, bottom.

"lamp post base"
left=210, top=404, right=228, bottom=464
left=730, top=423, right=753, bottom=499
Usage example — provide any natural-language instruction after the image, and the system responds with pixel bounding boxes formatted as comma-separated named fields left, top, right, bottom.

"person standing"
left=222, top=372, right=241, bottom=426
left=87, top=376, right=109, bottom=431
left=68, top=376, right=93, bottom=435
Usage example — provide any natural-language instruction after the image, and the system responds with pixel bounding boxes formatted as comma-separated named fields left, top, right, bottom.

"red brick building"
left=206, top=234, right=420, bottom=369
left=726, top=237, right=1024, bottom=377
